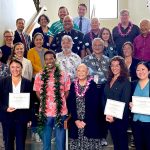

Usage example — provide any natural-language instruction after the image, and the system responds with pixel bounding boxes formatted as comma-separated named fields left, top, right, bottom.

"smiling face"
left=110, top=60, right=121, bottom=76
left=101, top=29, right=110, bottom=42
left=14, top=44, right=24, bottom=58
left=4, top=32, right=14, bottom=45
left=16, top=19, right=25, bottom=32
left=44, top=54, right=56, bottom=69
left=136, top=64, right=149, bottom=80
left=10, top=61, right=22, bottom=77
left=63, top=16, right=73, bottom=31
left=78, top=5, right=87, bottom=17
left=120, top=10, right=130, bottom=24
left=76, top=64, right=89, bottom=80
left=61, top=37, right=72, bottom=52
left=58, top=7, right=69, bottom=20
left=123, top=43, right=133, bottom=57
left=91, top=18, right=100, bottom=30
left=140, top=20, right=150, bottom=36
left=92, top=39, right=104, bottom=55
left=34, top=34, right=44, bottom=48
left=39, top=16, right=48, bottom=27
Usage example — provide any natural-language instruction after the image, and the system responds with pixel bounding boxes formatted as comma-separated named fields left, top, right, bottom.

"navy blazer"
left=67, top=80, right=103, bottom=139
left=0, top=76, right=33, bottom=123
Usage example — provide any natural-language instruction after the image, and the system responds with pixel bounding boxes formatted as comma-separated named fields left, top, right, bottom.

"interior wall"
left=0, top=0, right=36, bottom=45
left=128, top=0, right=150, bottom=26
left=40, top=0, right=79, bottom=26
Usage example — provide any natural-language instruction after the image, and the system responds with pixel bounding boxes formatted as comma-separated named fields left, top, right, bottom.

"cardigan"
left=0, top=76, right=33, bottom=123
left=67, top=80, right=103, bottom=139
left=27, top=47, right=47, bottom=76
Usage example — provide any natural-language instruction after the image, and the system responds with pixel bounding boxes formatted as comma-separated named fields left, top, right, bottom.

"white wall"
left=40, top=0, right=79, bottom=26
left=128, top=0, right=150, bottom=26
left=0, top=0, right=36, bottom=45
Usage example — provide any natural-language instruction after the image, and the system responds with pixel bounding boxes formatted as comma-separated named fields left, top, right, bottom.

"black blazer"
left=104, top=78, right=131, bottom=120
left=67, top=80, right=103, bottom=139
left=0, top=76, right=33, bottom=123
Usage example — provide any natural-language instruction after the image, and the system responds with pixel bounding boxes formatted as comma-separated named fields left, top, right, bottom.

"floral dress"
left=69, top=84, right=102, bottom=150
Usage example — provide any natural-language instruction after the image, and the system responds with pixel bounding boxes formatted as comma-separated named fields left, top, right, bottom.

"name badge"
left=94, top=75, right=99, bottom=84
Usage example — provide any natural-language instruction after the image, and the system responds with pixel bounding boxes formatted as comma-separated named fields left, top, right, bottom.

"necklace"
left=74, top=77, right=93, bottom=98
left=118, top=22, right=133, bottom=37
left=38, top=64, right=62, bottom=135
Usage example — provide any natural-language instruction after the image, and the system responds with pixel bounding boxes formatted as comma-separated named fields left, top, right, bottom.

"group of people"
left=0, top=3, right=150, bottom=150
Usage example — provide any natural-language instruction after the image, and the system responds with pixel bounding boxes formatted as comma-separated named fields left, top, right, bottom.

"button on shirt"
left=82, top=54, right=110, bottom=84
left=133, top=81, right=150, bottom=122
left=56, top=52, right=81, bottom=81
left=133, top=32, right=150, bottom=61
left=50, top=29, right=84, bottom=56
left=33, top=70, right=71, bottom=117
left=73, top=17, right=91, bottom=35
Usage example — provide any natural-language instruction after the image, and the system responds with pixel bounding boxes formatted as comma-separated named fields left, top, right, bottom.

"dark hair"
left=44, top=50, right=56, bottom=59
left=33, top=32, right=44, bottom=41
left=136, top=61, right=150, bottom=71
left=100, top=27, right=114, bottom=45
left=16, top=18, right=25, bottom=24
left=58, top=6, right=69, bottom=14
left=9, top=58, right=23, bottom=68
left=122, top=41, right=134, bottom=56
left=108, top=56, right=129, bottom=82
left=78, top=3, right=87, bottom=10
left=38, top=14, right=50, bottom=24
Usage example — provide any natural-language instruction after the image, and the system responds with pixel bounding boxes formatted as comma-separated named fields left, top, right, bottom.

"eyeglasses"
left=4, top=36, right=13, bottom=38
left=93, top=45, right=103, bottom=48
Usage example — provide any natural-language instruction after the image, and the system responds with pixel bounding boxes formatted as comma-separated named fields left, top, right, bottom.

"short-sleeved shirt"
left=50, top=29, right=84, bottom=56
left=83, top=30, right=101, bottom=53
left=133, top=81, right=150, bottom=122
left=33, top=69, right=71, bottom=117
left=112, top=23, right=140, bottom=56
left=56, top=52, right=81, bottom=81
left=82, top=54, right=110, bottom=84
left=47, top=20, right=79, bottom=37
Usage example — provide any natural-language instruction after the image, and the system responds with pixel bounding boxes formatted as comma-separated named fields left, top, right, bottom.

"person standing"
left=73, top=3, right=91, bottom=35
left=112, top=9, right=140, bottom=56
left=104, top=56, right=131, bottom=150
left=13, top=18, right=31, bottom=57
left=33, top=50, right=71, bottom=150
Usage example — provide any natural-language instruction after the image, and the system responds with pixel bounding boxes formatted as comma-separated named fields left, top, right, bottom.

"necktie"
left=20, top=32, right=27, bottom=57
left=79, top=17, right=82, bottom=31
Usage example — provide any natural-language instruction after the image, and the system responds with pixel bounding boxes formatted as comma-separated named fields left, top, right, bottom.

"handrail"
left=24, top=6, right=47, bottom=35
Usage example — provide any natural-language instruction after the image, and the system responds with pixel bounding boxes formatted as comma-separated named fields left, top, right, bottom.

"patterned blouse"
left=0, top=62, right=10, bottom=78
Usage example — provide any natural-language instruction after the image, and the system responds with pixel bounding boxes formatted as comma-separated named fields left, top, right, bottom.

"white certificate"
left=104, top=99, right=125, bottom=119
left=9, top=93, right=30, bottom=109
left=131, top=96, right=150, bottom=115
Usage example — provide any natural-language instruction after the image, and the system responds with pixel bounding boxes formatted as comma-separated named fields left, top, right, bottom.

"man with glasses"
left=0, top=30, right=14, bottom=64
left=82, top=38, right=109, bottom=146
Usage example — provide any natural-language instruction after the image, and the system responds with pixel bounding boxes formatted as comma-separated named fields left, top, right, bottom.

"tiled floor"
left=0, top=123, right=135, bottom=150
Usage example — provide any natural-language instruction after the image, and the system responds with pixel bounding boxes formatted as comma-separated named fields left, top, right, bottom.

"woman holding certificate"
left=130, top=62, right=150, bottom=150
left=104, top=56, right=131, bottom=150
left=0, top=59, right=32, bottom=150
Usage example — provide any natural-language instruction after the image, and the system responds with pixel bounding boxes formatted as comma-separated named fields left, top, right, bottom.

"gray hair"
left=92, top=38, right=104, bottom=47
left=120, top=9, right=129, bottom=16
left=61, top=35, right=74, bottom=44
left=3, top=29, right=14, bottom=36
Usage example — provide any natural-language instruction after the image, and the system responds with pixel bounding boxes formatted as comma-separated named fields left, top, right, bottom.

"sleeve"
left=28, top=60, right=33, bottom=81
left=64, top=73, right=71, bottom=92
left=33, top=73, right=42, bottom=92
left=121, top=80, right=131, bottom=119
left=83, top=33, right=91, bottom=49
left=47, top=23, right=55, bottom=37
left=73, top=23, right=80, bottom=31
left=27, top=50, right=42, bottom=73
left=67, top=83, right=78, bottom=121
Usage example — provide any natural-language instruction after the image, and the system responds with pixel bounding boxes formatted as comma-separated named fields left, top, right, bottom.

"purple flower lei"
left=118, top=22, right=133, bottom=37
left=74, top=77, right=93, bottom=98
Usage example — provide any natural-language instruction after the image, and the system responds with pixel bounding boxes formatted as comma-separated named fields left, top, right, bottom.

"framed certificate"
left=132, top=96, right=150, bottom=115
left=9, top=93, right=30, bottom=109
left=104, top=99, right=125, bottom=119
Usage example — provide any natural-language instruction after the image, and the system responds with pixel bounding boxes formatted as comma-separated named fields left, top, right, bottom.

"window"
left=90, top=0, right=118, bottom=19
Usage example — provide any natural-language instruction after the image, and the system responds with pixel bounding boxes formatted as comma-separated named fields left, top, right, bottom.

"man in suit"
left=13, top=18, right=31, bottom=57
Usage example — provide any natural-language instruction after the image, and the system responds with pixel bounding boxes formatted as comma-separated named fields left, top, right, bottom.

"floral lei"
left=38, top=64, right=62, bottom=135
left=74, top=77, right=93, bottom=98
left=89, top=29, right=101, bottom=41
left=118, top=22, right=133, bottom=37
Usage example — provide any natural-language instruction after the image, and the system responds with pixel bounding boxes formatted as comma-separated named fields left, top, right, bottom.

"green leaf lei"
left=37, top=64, right=62, bottom=135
